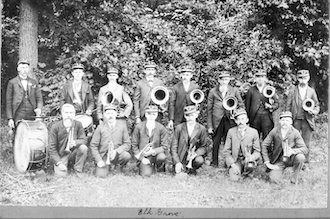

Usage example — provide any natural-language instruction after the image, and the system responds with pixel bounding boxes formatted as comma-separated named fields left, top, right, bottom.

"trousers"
left=293, top=119, right=312, bottom=163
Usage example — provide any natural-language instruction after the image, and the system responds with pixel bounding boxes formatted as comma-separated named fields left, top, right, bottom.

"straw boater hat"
left=279, top=111, right=292, bottom=119
left=233, top=108, right=247, bottom=119
left=17, top=59, right=30, bottom=66
left=103, top=104, right=118, bottom=112
left=297, top=70, right=310, bottom=78
left=72, top=63, right=84, bottom=70
left=145, top=105, right=159, bottom=113
left=144, top=61, right=157, bottom=69
left=184, top=105, right=198, bottom=115
left=107, top=67, right=119, bottom=75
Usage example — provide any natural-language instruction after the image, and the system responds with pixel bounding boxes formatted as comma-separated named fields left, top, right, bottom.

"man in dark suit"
left=168, top=66, right=200, bottom=129
left=171, top=105, right=208, bottom=175
left=61, top=63, right=94, bottom=115
left=90, top=104, right=131, bottom=178
left=285, top=70, right=320, bottom=165
left=133, top=62, right=165, bottom=124
left=49, top=103, right=88, bottom=178
left=207, top=71, right=245, bottom=167
left=6, top=59, right=43, bottom=128
left=245, top=70, right=279, bottom=139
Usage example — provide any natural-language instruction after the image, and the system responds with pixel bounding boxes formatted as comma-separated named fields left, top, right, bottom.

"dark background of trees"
left=1, top=0, right=328, bottom=124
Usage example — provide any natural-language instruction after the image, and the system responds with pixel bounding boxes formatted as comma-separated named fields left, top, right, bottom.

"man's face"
left=72, top=69, right=85, bottom=81
left=145, top=111, right=158, bottom=121
left=254, top=75, right=267, bottom=85
left=235, top=114, right=248, bottom=129
left=279, top=117, right=292, bottom=129
left=61, top=106, right=76, bottom=121
left=184, top=111, right=199, bottom=124
left=17, top=64, right=30, bottom=79
left=218, top=77, right=230, bottom=86
left=144, top=68, right=156, bottom=81
left=297, top=76, right=310, bottom=86
left=107, top=73, right=118, bottom=83
left=180, top=72, right=193, bottom=82
left=103, top=109, right=117, bottom=123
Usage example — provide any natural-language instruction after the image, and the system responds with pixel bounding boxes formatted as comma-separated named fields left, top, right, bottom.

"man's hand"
left=208, top=128, right=214, bottom=135
left=286, top=147, right=296, bottom=157
left=308, top=110, right=315, bottom=116
left=141, top=157, right=150, bottom=165
left=58, top=163, right=67, bottom=172
left=111, top=150, right=118, bottom=160
left=143, top=148, right=156, bottom=157
left=175, top=162, right=184, bottom=174
left=34, top=108, right=42, bottom=116
left=8, top=119, right=15, bottom=129
left=136, top=118, right=141, bottom=124
left=265, top=161, right=280, bottom=170
left=167, top=120, right=174, bottom=130
left=99, top=119, right=104, bottom=124
left=230, top=163, right=240, bottom=175
left=69, top=140, right=76, bottom=150
left=86, top=109, right=92, bottom=115
left=97, top=160, right=106, bottom=168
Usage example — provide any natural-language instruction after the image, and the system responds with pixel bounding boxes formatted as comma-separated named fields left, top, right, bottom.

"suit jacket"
left=207, top=85, right=244, bottom=130
left=89, top=121, right=131, bottom=163
left=261, top=126, right=308, bottom=164
left=285, top=85, right=320, bottom=131
left=133, top=78, right=164, bottom=118
left=97, top=83, right=133, bottom=120
left=245, top=85, right=279, bottom=123
left=223, top=126, right=261, bottom=167
left=6, top=76, right=43, bottom=120
left=61, top=80, right=94, bottom=113
left=171, top=122, right=208, bottom=164
left=49, top=120, right=87, bottom=164
left=131, top=121, right=169, bottom=156
left=169, top=81, right=199, bottom=126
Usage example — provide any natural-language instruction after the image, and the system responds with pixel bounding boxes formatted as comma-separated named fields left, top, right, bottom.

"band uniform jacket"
left=49, top=120, right=87, bottom=164
left=133, top=78, right=164, bottom=119
left=223, top=126, right=261, bottom=167
left=285, top=85, right=320, bottom=131
left=171, top=122, right=208, bottom=165
left=131, top=121, right=169, bottom=156
left=169, top=81, right=199, bottom=126
left=207, top=85, right=244, bottom=130
left=245, top=85, right=279, bottom=123
left=61, top=80, right=94, bottom=113
left=89, top=121, right=131, bottom=164
left=6, top=76, right=43, bottom=120
left=97, top=83, right=133, bottom=120
left=261, top=126, right=308, bottom=164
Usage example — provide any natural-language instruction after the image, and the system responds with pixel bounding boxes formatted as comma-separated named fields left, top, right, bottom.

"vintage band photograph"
left=0, top=0, right=328, bottom=218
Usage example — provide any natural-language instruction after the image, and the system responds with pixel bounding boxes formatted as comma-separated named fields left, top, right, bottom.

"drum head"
left=74, top=115, right=93, bottom=129
left=14, top=121, right=31, bottom=172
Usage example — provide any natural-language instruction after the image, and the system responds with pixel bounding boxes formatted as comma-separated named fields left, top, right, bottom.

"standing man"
left=171, top=105, right=208, bottom=175
left=132, top=105, right=169, bottom=177
left=223, top=108, right=261, bottom=181
left=207, top=71, right=244, bottom=167
left=168, top=66, right=200, bottom=129
left=133, top=62, right=165, bottom=124
left=261, top=111, right=308, bottom=184
left=61, top=63, right=94, bottom=115
left=6, top=59, right=43, bottom=128
left=245, top=70, right=279, bottom=139
left=97, top=67, right=133, bottom=126
left=285, top=70, right=320, bottom=166
left=90, top=104, right=132, bottom=178
left=49, top=103, right=88, bottom=178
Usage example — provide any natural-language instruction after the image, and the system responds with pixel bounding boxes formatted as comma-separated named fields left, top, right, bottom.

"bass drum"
left=74, top=114, right=94, bottom=137
left=14, top=120, right=48, bottom=172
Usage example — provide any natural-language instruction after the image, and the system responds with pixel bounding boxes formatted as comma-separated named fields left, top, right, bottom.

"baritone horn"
left=302, top=98, right=315, bottom=112
left=223, top=96, right=238, bottom=111
left=102, top=91, right=115, bottom=105
left=151, top=86, right=170, bottom=105
left=190, top=89, right=204, bottom=104
left=263, top=85, right=276, bottom=98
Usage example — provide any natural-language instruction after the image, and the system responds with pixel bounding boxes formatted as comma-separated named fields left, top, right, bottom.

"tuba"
left=223, top=96, right=238, bottom=111
left=151, top=86, right=170, bottom=105
left=190, top=89, right=204, bottom=105
left=302, top=98, right=315, bottom=112
left=262, top=85, right=276, bottom=99
left=102, top=91, right=115, bottom=106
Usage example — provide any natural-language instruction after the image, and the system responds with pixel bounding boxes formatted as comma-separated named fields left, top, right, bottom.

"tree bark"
left=19, top=0, right=38, bottom=80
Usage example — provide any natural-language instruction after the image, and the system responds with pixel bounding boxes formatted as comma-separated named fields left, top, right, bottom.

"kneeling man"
left=262, top=111, right=308, bottom=184
left=223, top=108, right=261, bottom=181
left=90, top=104, right=131, bottom=178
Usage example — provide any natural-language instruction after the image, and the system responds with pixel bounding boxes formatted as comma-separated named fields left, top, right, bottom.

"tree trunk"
left=19, top=0, right=38, bottom=80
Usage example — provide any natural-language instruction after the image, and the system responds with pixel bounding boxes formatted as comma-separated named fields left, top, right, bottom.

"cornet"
left=282, top=139, right=289, bottom=163
left=106, top=140, right=114, bottom=165
left=65, top=126, right=74, bottom=153
left=302, top=98, right=315, bottom=112
left=186, top=144, right=196, bottom=169
left=151, top=86, right=170, bottom=106
left=135, top=141, right=154, bottom=161
left=190, top=89, right=204, bottom=105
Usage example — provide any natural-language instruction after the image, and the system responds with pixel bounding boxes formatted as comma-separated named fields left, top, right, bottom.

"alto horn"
left=302, top=98, right=315, bottom=111
left=102, top=91, right=114, bottom=105
left=262, top=85, right=275, bottom=98
left=190, top=89, right=204, bottom=104
left=223, top=96, right=238, bottom=111
left=151, top=86, right=170, bottom=105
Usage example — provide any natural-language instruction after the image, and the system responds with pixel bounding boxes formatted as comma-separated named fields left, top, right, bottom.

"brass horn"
left=102, top=91, right=115, bottom=105
left=190, top=89, right=204, bottom=104
left=262, top=85, right=275, bottom=98
left=151, top=86, right=170, bottom=105
left=223, top=96, right=238, bottom=111
left=302, top=98, right=315, bottom=111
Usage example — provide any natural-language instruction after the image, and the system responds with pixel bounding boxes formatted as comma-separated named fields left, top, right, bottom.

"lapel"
left=15, top=76, right=24, bottom=91
left=190, top=123, right=200, bottom=142
left=234, top=127, right=242, bottom=141
left=68, top=82, right=74, bottom=101
left=182, top=123, right=189, bottom=145
left=81, top=81, right=87, bottom=102
left=216, top=86, right=224, bottom=101
left=26, top=77, right=31, bottom=96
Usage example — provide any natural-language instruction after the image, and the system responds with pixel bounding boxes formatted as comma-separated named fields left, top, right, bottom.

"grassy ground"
left=0, top=114, right=328, bottom=208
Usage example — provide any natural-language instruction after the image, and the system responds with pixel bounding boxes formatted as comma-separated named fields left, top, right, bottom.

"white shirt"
left=257, top=84, right=265, bottom=93
left=108, top=121, right=116, bottom=130
left=183, top=81, right=190, bottom=92
left=298, top=85, right=307, bottom=100
left=186, top=122, right=196, bottom=137
left=20, top=79, right=28, bottom=91
left=73, top=81, right=82, bottom=92
left=219, top=85, right=228, bottom=98
left=146, top=121, right=155, bottom=136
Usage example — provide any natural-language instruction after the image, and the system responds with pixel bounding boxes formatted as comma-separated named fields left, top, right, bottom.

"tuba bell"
left=223, top=96, right=238, bottom=111
left=302, top=98, right=315, bottom=111
left=262, top=85, right=276, bottom=98
left=151, top=86, right=170, bottom=105
left=102, top=91, right=114, bottom=106
left=190, top=89, right=204, bottom=104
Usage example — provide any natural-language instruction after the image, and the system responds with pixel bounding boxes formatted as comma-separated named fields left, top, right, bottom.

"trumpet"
left=65, top=126, right=74, bottom=153
left=186, top=144, right=196, bottom=169
left=302, top=98, right=315, bottom=112
left=190, top=89, right=204, bottom=105
left=135, top=141, right=154, bottom=161
left=151, top=86, right=170, bottom=106
left=106, top=140, right=114, bottom=165
left=282, top=139, right=289, bottom=163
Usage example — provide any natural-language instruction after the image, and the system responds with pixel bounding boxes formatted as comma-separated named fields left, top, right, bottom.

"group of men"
left=6, top=59, right=320, bottom=184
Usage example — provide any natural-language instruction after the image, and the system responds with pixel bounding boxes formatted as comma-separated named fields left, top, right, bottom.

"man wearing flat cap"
left=133, top=61, right=165, bottom=125
left=245, top=70, right=279, bottom=140
left=261, top=111, right=308, bottom=184
left=132, top=105, right=169, bottom=177
left=168, top=66, right=200, bottom=130
left=285, top=69, right=320, bottom=166
left=61, top=63, right=94, bottom=115
left=207, top=71, right=245, bottom=167
left=90, top=104, right=132, bottom=178
left=6, top=59, right=43, bottom=128
left=97, top=66, right=133, bottom=126
left=223, top=108, right=261, bottom=181
left=171, top=105, right=208, bottom=175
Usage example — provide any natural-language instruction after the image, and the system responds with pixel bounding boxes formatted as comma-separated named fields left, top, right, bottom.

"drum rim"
left=14, top=120, right=31, bottom=172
